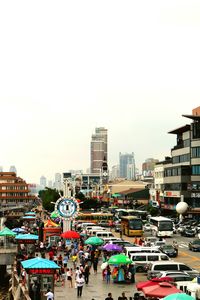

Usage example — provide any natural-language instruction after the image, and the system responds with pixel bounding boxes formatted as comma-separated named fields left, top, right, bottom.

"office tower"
left=110, top=165, right=120, bottom=180
left=91, top=127, right=107, bottom=174
left=9, top=165, right=17, bottom=174
left=142, top=158, right=159, bottom=176
left=40, top=176, right=47, bottom=189
left=119, top=152, right=135, bottom=179
left=0, top=166, right=3, bottom=172
left=54, top=173, right=62, bottom=191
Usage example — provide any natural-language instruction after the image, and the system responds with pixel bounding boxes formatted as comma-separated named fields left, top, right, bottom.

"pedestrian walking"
left=76, top=273, right=85, bottom=297
left=106, top=265, right=111, bottom=284
left=84, top=263, right=90, bottom=284
left=66, top=268, right=73, bottom=288
left=44, top=288, right=54, bottom=300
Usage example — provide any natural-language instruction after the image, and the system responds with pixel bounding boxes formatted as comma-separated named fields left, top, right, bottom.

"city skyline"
left=0, top=1, right=200, bottom=183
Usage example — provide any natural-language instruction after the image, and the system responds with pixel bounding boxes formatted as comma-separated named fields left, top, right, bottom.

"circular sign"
left=55, top=197, right=79, bottom=220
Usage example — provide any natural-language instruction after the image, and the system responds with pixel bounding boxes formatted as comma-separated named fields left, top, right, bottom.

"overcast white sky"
left=0, top=0, right=200, bottom=183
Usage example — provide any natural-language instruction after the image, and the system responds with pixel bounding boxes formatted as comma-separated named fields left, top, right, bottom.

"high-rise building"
left=142, top=158, right=159, bottom=177
left=90, top=127, right=107, bottom=174
left=0, top=167, right=3, bottom=172
left=119, top=152, right=135, bottom=179
left=110, top=165, right=120, bottom=180
left=40, top=176, right=47, bottom=189
left=54, top=173, right=62, bottom=191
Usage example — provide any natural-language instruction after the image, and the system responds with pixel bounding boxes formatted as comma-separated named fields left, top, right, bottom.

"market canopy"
left=136, top=277, right=174, bottom=291
left=21, top=216, right=36, bottom=220
left=142, top=282, right=181, bottom=298
left=21, top=257, right=60, bottom=269
left=0, top=227, right=17, bottom=236
left=163, top=293, right=195, bottom=300
left=44, top=219, right=60, bottom=227
left=25, top=212, right=36, bottom=216
left=15, top=234, right=39, bottom=240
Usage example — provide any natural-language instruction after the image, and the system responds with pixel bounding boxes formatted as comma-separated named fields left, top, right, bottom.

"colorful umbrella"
left=142, top=282, right=182, bottom=298
left=84, top=236, right=104, bottom=246
left=0, top=227, right=17, bottom=236
left=108, top=254, right=132, bottom=265
left=163, top=293, right=195, bottom=300
left=136, top=277, right=174, bottom=291
left=102, top=243, right=123, bottom=252
left=60, top=230, right=80, bottom=239
left=101, top=262, right=108, bottom=270
left=12, top=228, right=27, bottom=234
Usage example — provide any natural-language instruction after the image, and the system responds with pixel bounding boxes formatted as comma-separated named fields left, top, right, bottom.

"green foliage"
left=38, top=187, right=60, bottom=212
left=147, top=205, right=160, bottom=216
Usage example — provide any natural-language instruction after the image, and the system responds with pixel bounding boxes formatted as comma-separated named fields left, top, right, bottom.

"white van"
left=88, top=228, right=107, bottom=236
left=147, top=261, right=199, bottom=279
left=125, top=246, right=160, bottom=258
left=95, top=231, right=114, bottom=239
left=130, top=252, right=170, bottom=273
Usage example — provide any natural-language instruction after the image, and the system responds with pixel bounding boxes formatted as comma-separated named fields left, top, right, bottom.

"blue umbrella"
left=12, top=228, right=27, bottom=234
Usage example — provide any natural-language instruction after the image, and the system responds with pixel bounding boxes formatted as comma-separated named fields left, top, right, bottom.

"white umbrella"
left=101, top=262, right=108, bottom=270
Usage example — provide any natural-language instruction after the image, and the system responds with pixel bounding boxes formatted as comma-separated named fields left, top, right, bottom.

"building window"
left=183, top=139, right=190, bottom=147
left=192, top=165, right=200, bottom=175
left=192, top=122, right=200, bottom=139
left=192, top=147, right=200, bottom=158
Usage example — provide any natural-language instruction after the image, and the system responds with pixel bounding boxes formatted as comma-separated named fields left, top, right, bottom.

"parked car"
left=98, top=221, right=110, bottom=227
left=143, top=223, right=152, bottom=231
left=188, top=239, right=200, bottom=251
left=159, top=245, right=178, bottom=258
left=154, top=271, right=195, bottom=281
left=114, top=223, right=121, bottom=232
left=181, top=227, right=196, bottom=237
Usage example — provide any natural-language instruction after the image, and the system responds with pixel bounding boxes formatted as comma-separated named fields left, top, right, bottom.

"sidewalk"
left=54, top=261, right=141, bottom=300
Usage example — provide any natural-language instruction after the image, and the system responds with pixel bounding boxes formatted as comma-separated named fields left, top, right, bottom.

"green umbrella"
left=112, top=193, right=121, bottom=197
left=163, top=294, right=195, bottom=300
left=108, top=254, right=132, bottom=265
left=84, top=236, right=104, bottom=246
left=50, top=211, right=60, bottom=219
left=0, top=227, right=17, bottom=236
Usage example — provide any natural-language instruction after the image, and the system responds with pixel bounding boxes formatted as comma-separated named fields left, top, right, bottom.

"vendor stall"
left=21, top=257, right=60, bottom=300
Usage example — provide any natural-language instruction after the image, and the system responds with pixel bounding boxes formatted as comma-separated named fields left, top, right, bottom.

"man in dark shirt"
left=105, top=292, right=114, bottom=300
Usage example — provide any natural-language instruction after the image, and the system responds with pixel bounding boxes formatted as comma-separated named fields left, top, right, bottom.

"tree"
left=38, top=187, right=60, bottom=212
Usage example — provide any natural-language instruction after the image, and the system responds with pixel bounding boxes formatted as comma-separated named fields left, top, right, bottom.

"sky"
left=0, top=0, right=200, bottom=184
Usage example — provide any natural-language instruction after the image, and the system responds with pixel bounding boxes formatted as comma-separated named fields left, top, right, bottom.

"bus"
left=76, top=212, right=113, bottom=224
left=115, top=209, right=147, bottom=221
left=149, top=216, right=174, bottom=237
left=121, top=216, right=143, bottom=237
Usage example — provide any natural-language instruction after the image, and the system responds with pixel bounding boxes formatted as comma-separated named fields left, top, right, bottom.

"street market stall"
left=21, top=257, right=60, bottom=300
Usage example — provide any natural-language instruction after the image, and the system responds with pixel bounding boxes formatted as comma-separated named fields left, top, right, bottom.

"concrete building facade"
left=90, top=127, right=107, bottom=174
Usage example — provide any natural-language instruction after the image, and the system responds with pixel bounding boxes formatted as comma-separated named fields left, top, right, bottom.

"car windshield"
left=129, top=219, right=143, bottom=230
left=193, top=240, right=200, bottom=244
left=163, top=245, right=173, bottom=250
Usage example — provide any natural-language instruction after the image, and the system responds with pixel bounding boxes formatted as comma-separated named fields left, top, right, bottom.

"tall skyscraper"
left=91, top=127, right=108, bottom=174
left=119, top=152, right=135, bottom=179
left=54, top=173, right=62, bottom=191
left=40, top=176, right=47, bottom=189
